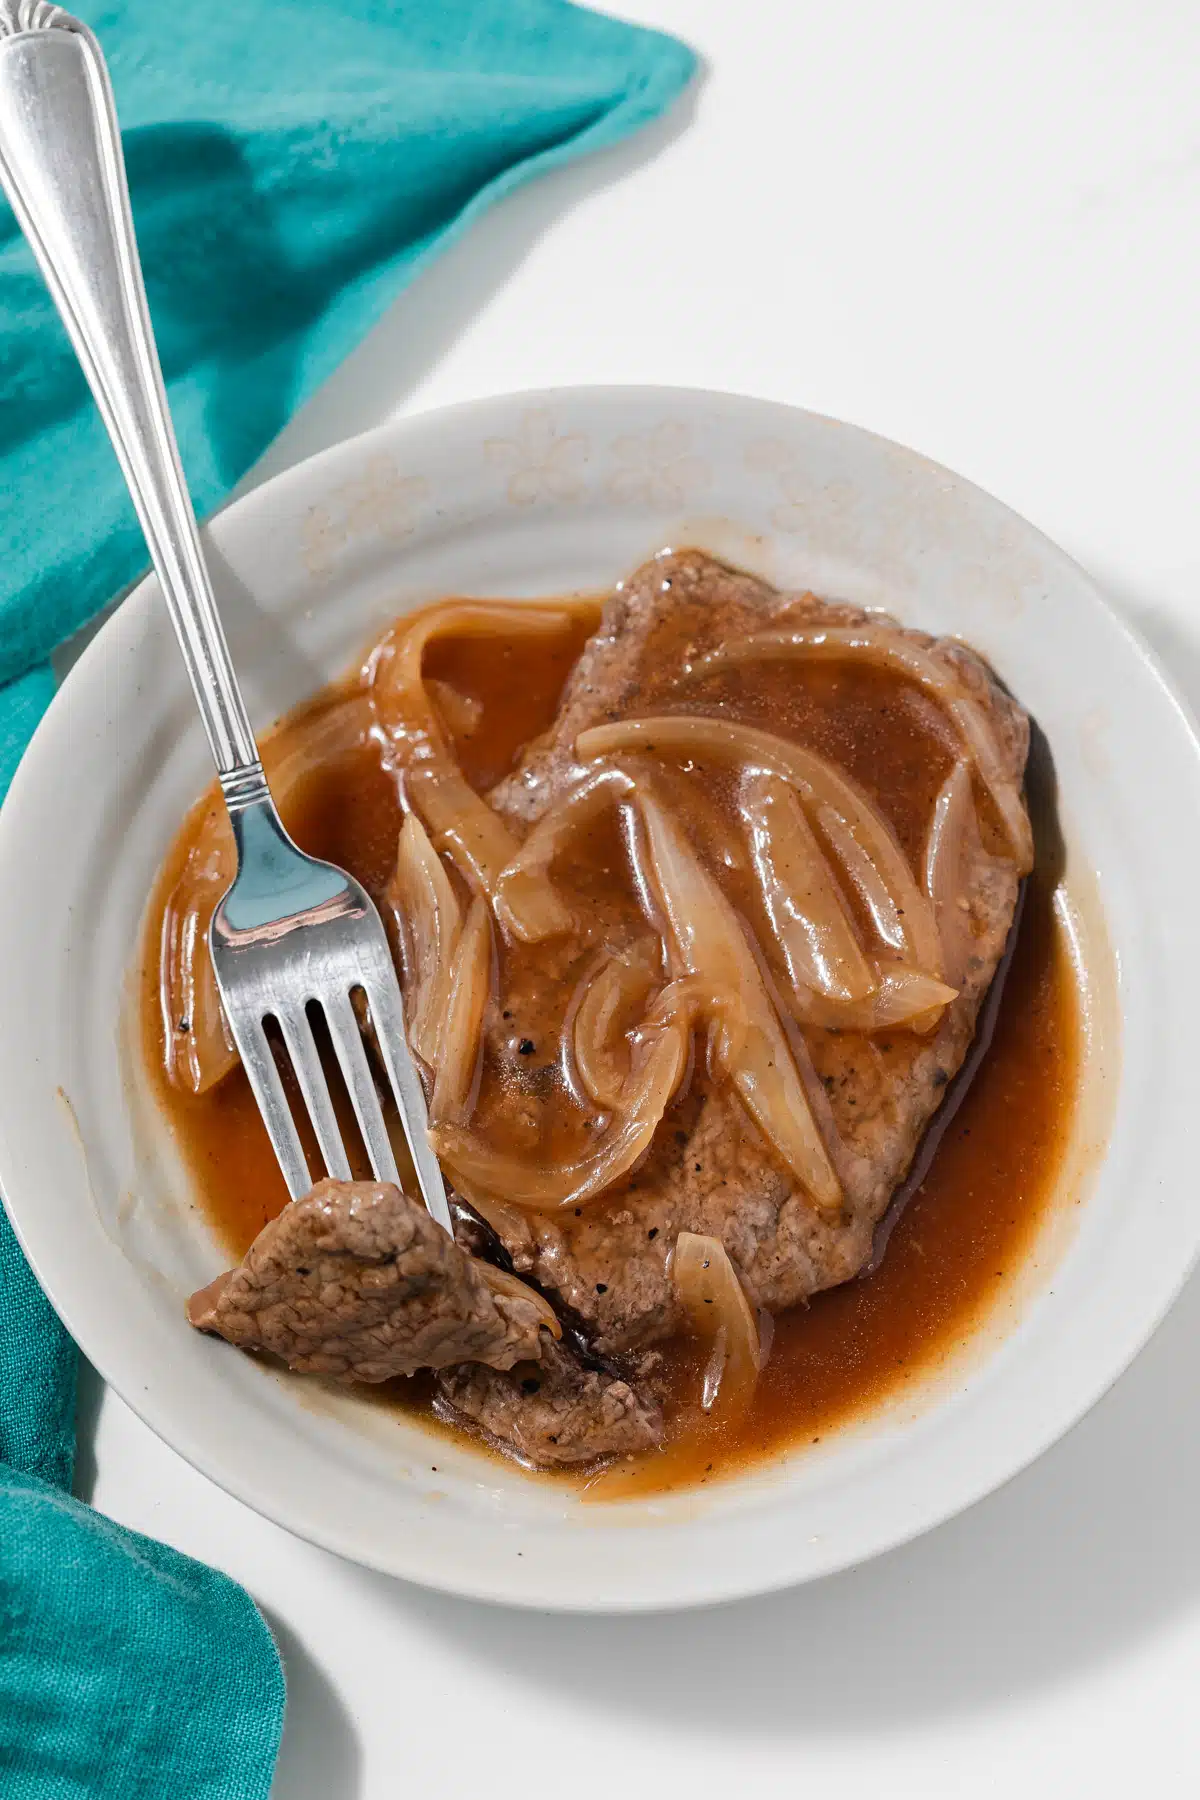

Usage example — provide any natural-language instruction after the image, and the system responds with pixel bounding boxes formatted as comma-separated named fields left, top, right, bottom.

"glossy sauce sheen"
left=141, top=604, right=1080, bottom=1490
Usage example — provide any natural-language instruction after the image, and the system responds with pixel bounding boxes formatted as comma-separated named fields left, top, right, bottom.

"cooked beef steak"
left=436, top=1334, right=664, bottom=1466
left=186, top=1179, right=547, bottom=1381
left=476, top=550, right=1029, bottom=1356
left=184, top=551, right=1031, bottom=1474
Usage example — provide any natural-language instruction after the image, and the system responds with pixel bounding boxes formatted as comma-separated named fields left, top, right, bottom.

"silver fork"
left=0, top=7, right=451, bottom=1231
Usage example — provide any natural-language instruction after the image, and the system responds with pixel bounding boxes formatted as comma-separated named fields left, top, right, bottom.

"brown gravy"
left=139, top=602, right=1080, bottom=1493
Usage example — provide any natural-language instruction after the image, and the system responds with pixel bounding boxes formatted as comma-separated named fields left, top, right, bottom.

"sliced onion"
left=478, top=1262, right=562, bottom=1341
left=740, top=772, right=956, bottom=1033
left=159, top=830, right=236, bottom=1097
left=673, top=1231, right=761, bottom=1417
left=428, top=678, right=483, bottom=739
left=433, top=1018, right=688, bottom=1211
left=160, top=695, right=374, bottom=1095
left=406, top=764, right=525, bottom=901
left=580, top=967, right=744, bottom=1105
left=633, top=790, right=841, bottom=1214
left=430, top=896, right=492, bottom=1125
left=792, top=961, right=958, bottom=1033
left=368, top=603, right=570, bottom=900
left=649, top=974, right=752, bottom=1079
left=740, top=770, right=875, bottom=1005
left=812, top=802, right=907, bottom=956
left=570, top=940, right=660, bottom=1110
left=494, top=767, right=632, bottom=943
left=577, top=715, right=942, bottom=980
left=368, top=601, right=575, bottom=757
left=698, top=629, right=1033, bottom=870
left=924, top=757, right=984, bottom=990
left=951, top=694, right=1033, bottom=873
left=640, top=756, right=750, bottom=879
left=462, top=1189, right=534, bottom=1249
left=386, top=812, right=463, bottom=1067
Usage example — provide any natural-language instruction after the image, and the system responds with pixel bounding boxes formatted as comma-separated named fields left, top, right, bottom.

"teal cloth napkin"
left=0, top=3, right=695, bottom=1793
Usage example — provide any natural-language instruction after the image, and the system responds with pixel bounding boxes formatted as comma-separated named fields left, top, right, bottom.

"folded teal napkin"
left=0, top=3, right=695, bottom=1793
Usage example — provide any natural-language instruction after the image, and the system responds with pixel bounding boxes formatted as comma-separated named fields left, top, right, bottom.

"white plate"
left=0, top=387, right=1195, bottom=1611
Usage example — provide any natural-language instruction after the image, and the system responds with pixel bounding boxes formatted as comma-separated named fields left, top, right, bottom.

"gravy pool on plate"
left=139, top=549, right=1079, bottom=1492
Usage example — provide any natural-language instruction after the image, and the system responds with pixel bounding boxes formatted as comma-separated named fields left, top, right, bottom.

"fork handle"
left=0, top=6, right=267, bottom=803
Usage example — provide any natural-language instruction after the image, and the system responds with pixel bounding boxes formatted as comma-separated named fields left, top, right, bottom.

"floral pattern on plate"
left=606, top=421, right=709, bottom=507
left=301, top=454, right=429, bottom=576
left=484, top=409, right=588, bottom=505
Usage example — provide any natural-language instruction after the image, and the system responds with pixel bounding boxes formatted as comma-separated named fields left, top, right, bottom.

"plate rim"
left=2, top=382, right=1198, bottom=1610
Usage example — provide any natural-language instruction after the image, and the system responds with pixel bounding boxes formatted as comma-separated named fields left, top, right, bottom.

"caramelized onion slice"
left=433, top=1018, right=688, bottom=1210
left=368, top=602, right=575, bottom=756
left=427, top=679, right=483, bottom=739
left=406, top=764, right=525, bottom=902
left=570, top=939, right=660, bottom=1110
left=924, top=757, right=985, bottom=991
left=740, top=770, right=875, bottom=1005
left=430, top=896, right=492, bottom=1126
left=740, top=772, right=956, bottom=1033
left=647, top=973, right=752, bottom=1079
left=368, top=603, right=572, bottom=902
left=387, top=812, right=463, bottom=1068
left=699, top=629, right=1033, bottom=871
left=634, top=791, right=841, bottom=1214
left=812, top=802, right=907, bottom=958
left=160, top=695, right=375, bottom=1095
left=673, top=1231, right=761, bottom=1417
left=160, top=844, right=237, bottom=1097
left=578, top=715, right=942, bottom=980
left=494, top=767, right=632, bottom=943
left=792, top=962, right=958, bottom=1033
left=479, top=1262, right=562, bottom=1341
left=462, top=1190, right=534, bottom=1251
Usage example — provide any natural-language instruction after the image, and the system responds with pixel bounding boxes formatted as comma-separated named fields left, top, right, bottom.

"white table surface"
left=83, top=3, right=1200, bottom=1793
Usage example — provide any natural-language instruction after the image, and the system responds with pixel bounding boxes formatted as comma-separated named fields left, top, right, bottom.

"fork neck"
left=219, top=785, right=349, bottom=936
left=220, top=762, right=273, bottom=815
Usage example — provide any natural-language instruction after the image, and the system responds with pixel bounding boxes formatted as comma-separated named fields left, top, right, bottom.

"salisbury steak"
left=475, top=550, right=1030, bottom=1357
